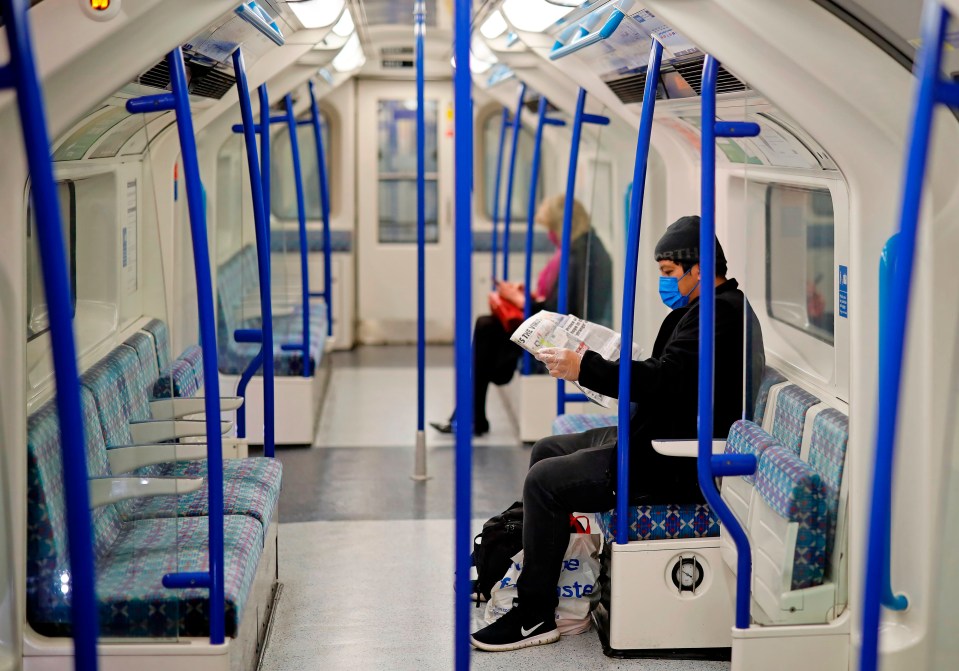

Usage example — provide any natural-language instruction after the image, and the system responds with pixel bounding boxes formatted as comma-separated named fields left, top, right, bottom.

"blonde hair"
left=536, top=194, right=590, bottom=241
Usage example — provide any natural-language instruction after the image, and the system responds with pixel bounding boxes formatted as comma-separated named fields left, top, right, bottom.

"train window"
left=271, top=109, right=333, bottom=221
left=377, top=99, right=439, bottom=243
left=26, top=181, right=77, bottom=340
left=481, top=110, right=541, bottom=222
left=765, top=184, right=835, bottom=344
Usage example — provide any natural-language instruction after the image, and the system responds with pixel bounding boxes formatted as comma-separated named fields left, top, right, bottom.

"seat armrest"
left=129, top=419, right=232, bottom=443
left=149, top=396, right=243, bottom=420
left=106, top=443, right=210, bottom=474
left=177, top=435, right=250, bottom=458
left=88, top=476, right=203, bottom=508
left=651, top=439, right=727, bottom=458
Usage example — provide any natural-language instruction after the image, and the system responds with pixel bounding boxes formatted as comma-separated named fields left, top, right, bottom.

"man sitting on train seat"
left=470, top=215, right=765, bottom=652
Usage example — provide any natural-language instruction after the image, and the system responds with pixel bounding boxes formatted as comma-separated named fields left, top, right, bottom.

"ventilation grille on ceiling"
left=137, top=58, right=237, bottom=100
left=605, top=72, right=665, bottom=105
left=672, top=57, right=747, bottom=96
left=382, top=59, right=415, bottom=68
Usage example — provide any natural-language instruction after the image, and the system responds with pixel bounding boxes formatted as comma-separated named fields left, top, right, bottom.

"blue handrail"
left=491, top=107, right=510, bottom=288
left=0, top=0, right=100, bottom=666
left=307, top=81, right=334, bottom=338
left=453, top=0, right=474, bottom=667
left=259, top=85, right=271, bottom=225
left=235, top=1, right=285, bottom=46
left=614, top=39, right=663, bottom=546
left=415, top=0, right=427, bottom=443
left=283, top=94, right=312, bottom=378
left=232, top=47, right=276, bottom=458
left=548, top=8, right=625, bottom=61
left=556, top=88, right=609, bottom=417
left=501, top=83, right=526, bottom=281
left=522, top=97, right=565, bottom=375
left=860, top=3, right=952, bottom=669
left=699, top=55, right=760, bottom=630
left=127, top=47, right=226, bottom=644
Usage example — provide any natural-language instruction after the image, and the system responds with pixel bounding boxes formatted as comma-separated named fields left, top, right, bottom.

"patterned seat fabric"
left=755, top=445, right=827, bottom=590
left=216, top=244, right=327, bottom=376
left=753, top=367, right=787, bottom=425
left=724, top=419, right=780, bottom=484
left=770, top=385, right=820, bottom=455
left=27, top=398, right=263, bottom=638
left=596, top=504, right=719, bottom=543
left=552, top=413, right=617, bottom=435
left=152, top=345, right=203, bottom=398
left=807, top=409, right=849, bottom=568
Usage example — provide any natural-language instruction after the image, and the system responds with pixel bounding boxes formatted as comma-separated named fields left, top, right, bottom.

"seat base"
left=599, top=537, right=733, bottom=653
left=730, top=611, right=850, bottom=671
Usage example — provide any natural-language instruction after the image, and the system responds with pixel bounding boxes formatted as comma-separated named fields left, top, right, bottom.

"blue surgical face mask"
left=659, top=268, right=699, bottom=309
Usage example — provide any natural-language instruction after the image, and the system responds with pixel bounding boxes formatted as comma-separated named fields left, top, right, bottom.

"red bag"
left=488, top=292, right=525, bottom=332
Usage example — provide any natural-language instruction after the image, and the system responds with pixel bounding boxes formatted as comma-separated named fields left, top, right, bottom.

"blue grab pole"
left=0, top=1, right=100, bottom=667
left=307, top=81, right=334, bottom=338
left=232, top=48, right=276, bottom=457
left=125, top=47, right=226, bottom=643
left=502, top=83, right=526, bottom=280
left=522, top=97, right=565, bottom=375
left=453, top=0, right=474, bottom=667
left=491, top=107, right=510, bottom=287
left=259, top=85, right=272, bottom=228
left=284, top=94, right=312, bottom=376
left=861, top=4, right=950, bottom=670
left=699, top=55, right=759, bottom=631
left=615, top=40, right=663, bottom=546
left=415, top=1, right=427, bottom=435
left=556, top=88, right=609, bottom=416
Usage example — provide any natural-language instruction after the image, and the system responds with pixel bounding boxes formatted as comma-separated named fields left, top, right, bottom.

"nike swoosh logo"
left=520, top=623, right=544, bottom=637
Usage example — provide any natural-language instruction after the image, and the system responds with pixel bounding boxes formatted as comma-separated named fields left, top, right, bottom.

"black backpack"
left=471, top=501, right=524, bottom=602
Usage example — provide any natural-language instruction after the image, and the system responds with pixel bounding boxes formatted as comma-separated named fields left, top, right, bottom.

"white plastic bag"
left=484, top=532, right=602, bottom=635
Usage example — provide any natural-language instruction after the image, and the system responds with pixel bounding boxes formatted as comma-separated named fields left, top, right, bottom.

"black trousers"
left=516, top=426, right=618, bottom=616
left=472, top=315, right=521, bottom=425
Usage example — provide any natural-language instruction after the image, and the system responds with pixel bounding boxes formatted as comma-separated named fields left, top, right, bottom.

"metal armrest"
left=149, top=396, right=244, bottom=420
left=650, top=439, right=727, bottom=458
left=88, top=476, right=203, bottom=508
left=128, top=419, right=232, bottom=444
left=106, top=443, right=210, bottom=474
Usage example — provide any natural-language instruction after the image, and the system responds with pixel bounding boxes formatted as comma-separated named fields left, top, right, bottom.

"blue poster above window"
left=839, top=265, right=848, bottom=318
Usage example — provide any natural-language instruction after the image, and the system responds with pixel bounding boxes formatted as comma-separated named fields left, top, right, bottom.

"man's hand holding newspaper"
left=510, top=311, right=641, bottom=407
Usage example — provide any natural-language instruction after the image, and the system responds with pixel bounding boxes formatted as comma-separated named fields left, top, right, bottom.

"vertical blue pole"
left=259, top=85, right=272, bottom=231
left=615, top=40, right=663, bottom=546
left=453, top=0, right=474, bottom=667
left=861, top=4, right=946, bottom=670
left=167, top=47, right=225, bottom=644
left=415, top=1, right=427, bottom=435
left=556, top=88, right=588, bottom=417
left=232, top=48, right=276, bottom=458
left=308, top=81, right=334, bottom=338
left=284, top=94, right=312, bottom=377
left=491, top=107, right=510, bottom=287
left=0, top=1, right=99, bottom=667
left=502, top=83, right=526, bottom=281
left=522, top=97, right=551, bottom=375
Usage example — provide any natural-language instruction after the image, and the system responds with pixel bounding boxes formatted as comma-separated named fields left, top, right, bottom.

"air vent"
left=672, top=57, right=747, bottom=95
left=605, top=72, right=665, bottom=105
left=381, top=46, right=415, bottom=56
left=136, top=58, right=236, bottom=100
left=382, top=59, right=414, bottom=69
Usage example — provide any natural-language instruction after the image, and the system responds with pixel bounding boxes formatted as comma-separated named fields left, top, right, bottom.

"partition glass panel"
left=481, top=109, right=542, bottom=222
left=271, top=109, right=332, bottom=221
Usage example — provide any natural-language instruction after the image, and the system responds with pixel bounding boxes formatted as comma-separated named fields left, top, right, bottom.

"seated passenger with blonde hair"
left=431, top=194, right=612, bottom=436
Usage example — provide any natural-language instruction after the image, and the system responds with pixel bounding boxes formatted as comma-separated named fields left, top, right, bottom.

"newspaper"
left=510, top=311, right=641, bottom=407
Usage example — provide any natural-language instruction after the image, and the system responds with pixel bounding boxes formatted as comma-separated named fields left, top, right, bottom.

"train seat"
left=216, top=244, right=327, bottom=377
left=26, top=399, right=264, bottom=638
left=78, top=345, right=282, bottom=531
left=551, top=412, right=617, bottom=435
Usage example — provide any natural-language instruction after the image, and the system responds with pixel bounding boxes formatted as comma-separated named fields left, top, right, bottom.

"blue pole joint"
left=715, top=121, right=760, bottom=138
left=163, top=572, right=212, bottom=589
left=126, top=93, right=176, bottom=113
left=710, top=454, right=757, bottom=477
left=233, top=328, right=264, bottom=343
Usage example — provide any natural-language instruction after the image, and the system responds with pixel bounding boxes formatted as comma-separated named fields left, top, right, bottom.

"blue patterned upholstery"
left=142, top=318, right=171, bottom=372
left=80, top=356, right=137, bottom=447
left=753, top=367, right=787, bottom=425
left=216, top=244, right=327, bottom=376
left=724, top=419, right=779, bottom=483
left=551, top=413, right=617, bottom=435
left=755, top=445, right=827, bottom=590
left=807, top=409, right=849, bottom=566
left=770, top=385, right=820, bottom=455
left=597, top=504, right=719, bottom=543
left=153, top=345, right=203, bottom=398
left=123, top=332, right=161, bottom=388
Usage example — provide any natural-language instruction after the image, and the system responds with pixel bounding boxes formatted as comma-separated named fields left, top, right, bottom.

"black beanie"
left=654, top=215, right=727, bottom=276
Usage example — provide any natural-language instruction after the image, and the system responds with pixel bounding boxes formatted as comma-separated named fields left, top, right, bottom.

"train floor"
left=256, top=345, right=730, bottom=670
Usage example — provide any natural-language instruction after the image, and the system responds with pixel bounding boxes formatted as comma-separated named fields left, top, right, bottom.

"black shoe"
left=429, top=420, right=489, bottom=436
left=470, top=605, right=559, bottom=652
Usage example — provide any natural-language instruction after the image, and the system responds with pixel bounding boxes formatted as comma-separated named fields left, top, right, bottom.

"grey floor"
left=257, top=346, right=730, bottom=671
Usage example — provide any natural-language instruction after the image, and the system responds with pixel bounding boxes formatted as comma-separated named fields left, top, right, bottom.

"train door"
left=355, top=79, right=454, bottom=343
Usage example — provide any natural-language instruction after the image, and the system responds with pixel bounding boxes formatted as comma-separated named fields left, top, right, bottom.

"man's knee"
left=523, top=458, right=557, bottom=503
left=529, top=435, right=563, bottom=468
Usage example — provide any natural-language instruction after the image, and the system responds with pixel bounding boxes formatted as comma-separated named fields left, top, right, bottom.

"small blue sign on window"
left=838, top=265, right=848, bottom=318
